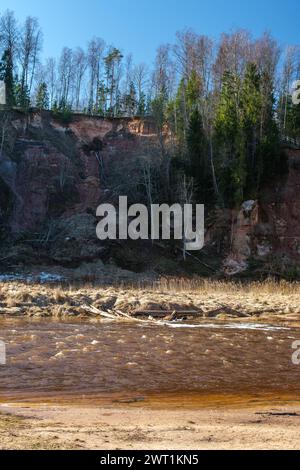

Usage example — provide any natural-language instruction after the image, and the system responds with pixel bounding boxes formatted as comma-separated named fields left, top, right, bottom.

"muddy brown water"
left=0, top=319, right=300, bottom=408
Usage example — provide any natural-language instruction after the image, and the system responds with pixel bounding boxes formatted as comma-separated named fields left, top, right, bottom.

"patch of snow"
left=257, top=243, right=272, bottom=257
left=0, top=272, right=65, bottom=284
left=241, top=200, right=256, bottom=213
left=39, top=272, right=64, bottom=283
left=223, top=258, right=248, bottom=276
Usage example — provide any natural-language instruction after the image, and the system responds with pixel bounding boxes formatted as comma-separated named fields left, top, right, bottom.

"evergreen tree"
left=115, top=90, right=122, bottom=117
left=0, top=49, right=15, bottom=107
left=170, top=73, right=202, bottom=145
left=151, top=94, right=166, bottom=133
left=214, top=71, right=246, bottom=207
left=95, top=81, right=107, bottom=115
left=186, top=70, right=202, bottom=113
left=240, top=63, right=262, bottom=195
left=123, top=82, right=137, bottom=116
left=137, top=92, right=146, bottom=116
left=52, top=100, right=59, bottom=113
left=36, top=82, right=49, bottom=110
left=186, top=108, right=211, bottom=202
left=171, top=78, right=187, bottom=144
left=104, top=48, right=123, bottom=116
left=52, top=97, right=72, bottom=123
left=15, top=79, right=30, bottom=109
left=259, top=71, right=286, bottom=185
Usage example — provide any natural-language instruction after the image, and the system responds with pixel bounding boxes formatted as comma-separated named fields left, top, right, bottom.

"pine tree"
left=52, top=100, right=59, bottom=113
left=123, top=82, right=137, bottom=116
left=15, top=75, right=30, bottom=109
left=0, top=49, right=15, bottom=107
left=171, top=78, right=187, bottom=143
left=186, top=108, right=211, bottom=201
left=115, top=90, right=122, bottom=117
left=151, top=94, right=166, bottom=133
left=215, top=71, right=246, bottom=207
left=259, top=71, right=286, bottom=185
left=240, top=63, right=262, bottom=195
left=104, top=48, right=123, bottom=116
left=186, top=70, right=202, bottom=113
left=36, top=82, right=49, bottom=110
left=95, top=81, right=106, bottom=115
left=52, top=97, right=72, bottom=123
left=137, top=92, right=146, bottom=116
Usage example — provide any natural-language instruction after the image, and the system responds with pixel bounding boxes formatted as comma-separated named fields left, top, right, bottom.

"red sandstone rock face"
left=10, top=142, right=74, bottom=233
left=259, top=149, right=300, bottom=262
left=67, top=118, right=114, bottom=141
left=222, top=149, right=300, bottom=274
left=223, top=201, right=259, bottom=275
left=71, top=151, right=102, bottom=215
left=5, top=111, right=300, bottom=275
left=7, top=113, right=157, bottom=234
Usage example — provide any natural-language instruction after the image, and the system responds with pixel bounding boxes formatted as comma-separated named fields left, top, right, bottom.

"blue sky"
left=1, top=0, right=299, bottom=64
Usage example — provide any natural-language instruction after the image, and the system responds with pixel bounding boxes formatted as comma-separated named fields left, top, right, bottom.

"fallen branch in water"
left=132, top=309, right=200, bottom=319
left=82, top=305, right=120, bottom=320
left=114, top=310, right=153, bottom=323
left=83, top=305, right=181, bottom=324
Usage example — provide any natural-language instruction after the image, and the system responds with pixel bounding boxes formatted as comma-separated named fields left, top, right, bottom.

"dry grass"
left=0, top=278, right=299, bottom=322
left=151, top=277, right=300, bottom=295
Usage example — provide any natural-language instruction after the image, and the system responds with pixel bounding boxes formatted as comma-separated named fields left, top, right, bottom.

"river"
left=0, top=319, right=299, bottom=407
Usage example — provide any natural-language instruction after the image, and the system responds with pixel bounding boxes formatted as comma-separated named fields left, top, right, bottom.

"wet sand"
left=1, top=399, right=300, bottom=450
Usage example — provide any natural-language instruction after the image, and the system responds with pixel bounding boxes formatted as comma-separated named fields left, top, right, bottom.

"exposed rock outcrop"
left=1, top=109, right=300, bottom=280
left=222, top=149, right=300, bottom=277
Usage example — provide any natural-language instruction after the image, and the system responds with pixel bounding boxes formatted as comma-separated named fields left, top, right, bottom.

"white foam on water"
left=159, top=322, right=289, bottom=332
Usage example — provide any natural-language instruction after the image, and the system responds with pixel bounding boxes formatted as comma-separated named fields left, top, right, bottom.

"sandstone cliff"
left=1, top=109, right=300, bottom=281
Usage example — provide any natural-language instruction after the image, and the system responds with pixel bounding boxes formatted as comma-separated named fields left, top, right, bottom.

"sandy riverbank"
left=1, top=399, right=300, bottom=450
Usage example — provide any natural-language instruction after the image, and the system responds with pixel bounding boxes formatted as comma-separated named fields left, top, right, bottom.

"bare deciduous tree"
left=73, top=47, right=87, bottom=110
left=133, top=62, right=149, bottom=103
left=44, top=57, right=57, bottom=108
left=19, top=16, right=42, bottom=95
left=87, top=37, right=106, bottom=113
left=58, top=47, right=74, bottom=105
left=0, top=10, right=19, bottom=58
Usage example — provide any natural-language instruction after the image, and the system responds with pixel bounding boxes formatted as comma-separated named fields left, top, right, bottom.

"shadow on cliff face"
left=0, top=178, right=13, bottom=244
left=0, top=144, right=19, bottom=239
left=1, top=109, right=300, bottom=281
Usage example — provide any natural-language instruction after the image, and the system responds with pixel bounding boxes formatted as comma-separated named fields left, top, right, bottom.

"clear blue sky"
left=1, top=0, right=299, bottom=64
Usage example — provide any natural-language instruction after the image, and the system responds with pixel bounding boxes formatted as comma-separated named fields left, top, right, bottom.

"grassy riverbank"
left=0, top=279, right=299, bottom=324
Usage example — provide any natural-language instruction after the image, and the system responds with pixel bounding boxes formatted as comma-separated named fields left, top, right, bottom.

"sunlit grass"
left=0, top=278, right=299, bottom=320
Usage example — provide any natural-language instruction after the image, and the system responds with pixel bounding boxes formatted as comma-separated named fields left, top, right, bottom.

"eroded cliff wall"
left=1, top=109, right=300, bottom=279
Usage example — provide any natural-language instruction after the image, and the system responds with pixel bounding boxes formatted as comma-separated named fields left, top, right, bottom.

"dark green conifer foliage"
left=186, top=108, right=210, bottom=201
left=36, top=82, right=49, bottom=110
left=0, top=49, right=15, bottom=107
